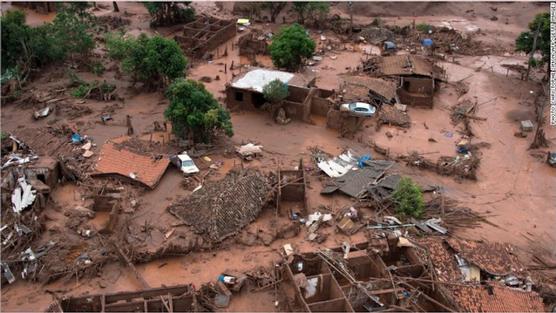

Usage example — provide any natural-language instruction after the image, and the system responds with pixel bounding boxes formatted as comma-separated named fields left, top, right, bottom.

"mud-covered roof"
left=342, top=75, right=397, bottom=102
left=380, top=55, right=444, bottom=79
left=168, top=169, right=271, bottom=243
left=231, top=68, right=314, bottom=92
left=445, top=238, right=523, bottom=276
left=93, top=136, right=170, bottom=189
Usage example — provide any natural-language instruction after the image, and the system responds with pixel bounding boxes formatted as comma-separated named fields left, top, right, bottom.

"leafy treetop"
left=392, top=177, right=425, bottom=218
left=106, top=33, right=188, bottom=90
left=263, top=79, right=289, bottom=103
left=269, top=23, right=316, bottom=71
left=164, top=79, right=233, bottom=143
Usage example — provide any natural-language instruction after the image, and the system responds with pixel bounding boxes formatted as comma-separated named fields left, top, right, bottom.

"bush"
left=90, top=62, right=105, bottom=76
left=106, top=34, right=188, bottom=90
left=416, top=23, right=432, bottom=33
left=269, top=23, right=315, bottom=71
left=263, top=79, right=289, bottom=103
left=71, top=83, right=91, bottom=98
left=164, top=79, right=233, bottom=143
left=392, top=177, right=425, bottom=218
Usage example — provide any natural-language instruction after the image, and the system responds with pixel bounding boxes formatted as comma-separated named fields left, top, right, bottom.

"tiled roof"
left=446, top=238, right=524, bottom=276
left=93, top=138, right=169, bottom=189
left=450, top=283, right=545, bottom=312
left=416, top=237, right=462, bottom=282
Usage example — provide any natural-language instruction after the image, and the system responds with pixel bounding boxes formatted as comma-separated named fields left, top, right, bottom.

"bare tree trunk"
left=348, top=1, right=353, bottom=37
left=113, top=1, right=119, bottom=12
left=526, top=22, right=541, bottom=81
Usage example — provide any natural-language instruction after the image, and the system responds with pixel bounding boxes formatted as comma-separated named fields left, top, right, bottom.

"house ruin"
left=362, top=55, right=446, bottom=108
left=174, top=15, right=236, bottom=59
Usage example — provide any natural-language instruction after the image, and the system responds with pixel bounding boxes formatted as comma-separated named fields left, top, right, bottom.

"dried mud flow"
left=0, top=1, right=554, bottom=312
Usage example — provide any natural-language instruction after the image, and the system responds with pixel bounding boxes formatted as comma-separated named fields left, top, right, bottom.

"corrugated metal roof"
left=231, top=68, right=295, bottom=93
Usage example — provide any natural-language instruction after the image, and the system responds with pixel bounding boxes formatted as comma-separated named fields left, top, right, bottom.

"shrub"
left=263, top=79, right=289, bottom=103
left=164, top=79, right=233, bottom=143
left=269, top=23, right=315, bottom=71
left=416, top=23, right=432, bottom=33
left=90, top=62, right=105, bottom=76
left=71, top=83, right=91, bottom=98
left=392, top=177, right=425, bottom=218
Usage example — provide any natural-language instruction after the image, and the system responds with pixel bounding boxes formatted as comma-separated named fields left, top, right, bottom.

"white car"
left=340, top=102, right=377, bottom=117
left=170, top=152, right=199, bottom=175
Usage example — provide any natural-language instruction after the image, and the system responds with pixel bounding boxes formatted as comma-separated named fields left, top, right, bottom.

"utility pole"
left=525, top=22, right=541, bottom=81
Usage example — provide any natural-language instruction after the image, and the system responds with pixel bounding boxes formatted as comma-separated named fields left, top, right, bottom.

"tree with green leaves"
left=1, top=7, right=93, bottom=92
left=263, top=79, right=289, bottom=103
left=292, top=2, right=329, bottom=26
left=516, top=13, right=550, bottom=80
left=392, top=177, right=425, bottom=218
left=164, top=79, right=233, bottom=143
left=106, top=33, right=188, bottom=90
left=144, top=2, right=195, bottom=27
left=269, top=23, right=315, bottom=71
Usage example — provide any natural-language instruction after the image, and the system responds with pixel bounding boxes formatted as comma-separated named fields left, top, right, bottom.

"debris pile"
left=168, top=169, right=272, bottom=243
left=377, top=105, right=411, bottom=129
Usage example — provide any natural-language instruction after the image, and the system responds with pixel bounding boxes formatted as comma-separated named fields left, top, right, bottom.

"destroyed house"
left=364, top=55, right=446, bottom=108
left=174, top=15, right=236, bottom=58
left=341, top=76, right=398, bottom=106
left=416, top=237, right=545, bottom=313
left=226, top=68, right=334, bottom=122
left=52, top=284, right=196, bottom=312
left=280, top=239, right=451, bottom=312
left=92, top=136, right=170, bottom=189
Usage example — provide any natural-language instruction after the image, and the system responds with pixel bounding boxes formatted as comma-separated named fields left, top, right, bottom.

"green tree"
left=106, top=34, right=188, bottom=90
left=292, top=2, right=329, bottom=26
left=516, top=13, right=550, bottom=78
left=392, top=177, right=425, bottom=218
left=263, top=79, right=289, bottom=103
left=144, top=2, right=195, bottom=27
left=1, top=8, right=93, bottom=89
left=164, top=79, right=233, bottom=143
left=269, top=23, right=315, bottom=71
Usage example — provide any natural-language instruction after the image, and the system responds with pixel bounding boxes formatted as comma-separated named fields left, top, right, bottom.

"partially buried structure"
left=92, top=136, right=170, bottom=189
left=174, top=15, right=236, bottom=58
left=362, top=55, right=446, bottom=108
left=226, top=68, right=334, bottom=123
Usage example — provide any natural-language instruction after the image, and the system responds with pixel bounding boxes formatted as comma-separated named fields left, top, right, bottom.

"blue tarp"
left=358, top=154, right=372, bottom=168
left=71, top=133, right=82, bottom=144
left=421, top=38, right=433, bottom=47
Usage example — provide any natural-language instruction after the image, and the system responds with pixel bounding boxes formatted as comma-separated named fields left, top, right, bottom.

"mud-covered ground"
left=1, top=2, right=554, bottom=311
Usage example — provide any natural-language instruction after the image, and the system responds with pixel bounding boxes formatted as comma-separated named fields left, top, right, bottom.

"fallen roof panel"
left=93, top=138, right=170, bottom=189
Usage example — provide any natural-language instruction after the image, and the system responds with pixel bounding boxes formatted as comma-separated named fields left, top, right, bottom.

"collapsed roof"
left=362, top=55, right=446, bottom=80
left=416, top=237, right=544, bottom=313
left=341, top=75, right=397, bottom=104
left=92, top=136, right=170, bottom=189
left=168, top=169, right=272, bottom=243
